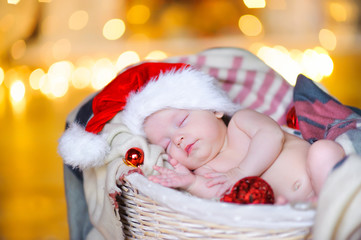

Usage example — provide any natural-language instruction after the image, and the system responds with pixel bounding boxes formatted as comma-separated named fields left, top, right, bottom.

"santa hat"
left=58, top=62, right=240, bottom=169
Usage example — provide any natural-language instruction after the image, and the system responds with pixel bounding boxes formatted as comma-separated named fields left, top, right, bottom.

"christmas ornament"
left=286, top=106, right=299, bottom=129
left=123, top=148, right=144, bottom=167
left=220, top=176, right=275, bottom=204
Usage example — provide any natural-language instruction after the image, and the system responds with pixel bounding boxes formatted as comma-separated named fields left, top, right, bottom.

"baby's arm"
left=208, top=109, right=285, bottom=195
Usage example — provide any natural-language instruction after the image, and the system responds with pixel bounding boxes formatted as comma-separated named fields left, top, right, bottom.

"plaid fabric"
left=294, top=74, right=361, bottom=155
left=166, top=48, right=294, bottom=125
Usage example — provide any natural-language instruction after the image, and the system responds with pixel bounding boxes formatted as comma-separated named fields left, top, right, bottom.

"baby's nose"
left=175, top=136, right=184, bottom=147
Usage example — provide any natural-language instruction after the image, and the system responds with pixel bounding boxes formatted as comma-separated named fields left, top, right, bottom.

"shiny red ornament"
left=220, top=176, right=275, bottom=204
left=286, top=106, right=299, bottom=130
left=124, top=148, right=144, bottom=167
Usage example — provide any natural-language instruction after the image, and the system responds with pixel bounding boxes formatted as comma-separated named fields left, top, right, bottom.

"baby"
left=145, top=108, right=345, bottom=202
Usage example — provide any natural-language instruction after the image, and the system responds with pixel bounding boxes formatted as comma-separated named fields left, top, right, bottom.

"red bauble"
left=220, top=176, right=275, bottom=204
left=124, top=148, right=144, bottom=167
left=286, top=106, right=299, bottom=130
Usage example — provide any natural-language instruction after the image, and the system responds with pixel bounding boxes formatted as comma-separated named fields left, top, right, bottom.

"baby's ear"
left=214, top=111, right=224, bottom=118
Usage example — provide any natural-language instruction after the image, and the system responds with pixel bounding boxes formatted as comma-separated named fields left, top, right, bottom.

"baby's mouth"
left=185, top=141, right=197, bottom=156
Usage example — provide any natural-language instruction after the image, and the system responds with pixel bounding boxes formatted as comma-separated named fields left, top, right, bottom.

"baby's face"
left=144, top=108, right=227, bottom=170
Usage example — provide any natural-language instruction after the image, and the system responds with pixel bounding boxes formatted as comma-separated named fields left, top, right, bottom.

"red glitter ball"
left=124, top=148, right=144, bottom=167
left=286, top=106, right=299, bottom=130
left=220, top=176, right=275, bottom=204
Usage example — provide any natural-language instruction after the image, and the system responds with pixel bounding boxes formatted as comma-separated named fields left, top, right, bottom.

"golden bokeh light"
left=103, top=19, right=126, bottom=40
left=127, top=4, right=150, bottom=25
left=39, top=74, right=51, bottom=95
left=243, top=0, right=266, bottom=8
left=257, top=45, right=333, bottom=85
left=68, top=10, right=89, bottom=30
left=238, top=15, right=263, bottom=37
left=48, top=61, right=74, bottom=80
left=145, top=50, right=168, bottom=60
left=11, top=40, right=26, bottom=60
left=29, top=68, right=46, bottom=90
left=10, top=80, right=25, bottom=102
left=91, top=58, right=116, bottom=90
left=71, top=67, right=91, bottom=89
left=7, top=0, right=20, bottom=4
left=49, top=76, right=69, bottom=98
left=319, top=28, right=337, bottom=51
left=329, top=2, right=347, bottom=22
left=115, top=51, right=140, bottom=72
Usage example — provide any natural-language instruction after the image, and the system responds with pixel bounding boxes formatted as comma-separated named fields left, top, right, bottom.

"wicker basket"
left=117, top=174, right=314, bottom=240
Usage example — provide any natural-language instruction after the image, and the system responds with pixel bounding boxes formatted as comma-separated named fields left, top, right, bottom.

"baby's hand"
left=148, top=159, right=195, bottom=190
left=205, top=168, right=246, bottom=197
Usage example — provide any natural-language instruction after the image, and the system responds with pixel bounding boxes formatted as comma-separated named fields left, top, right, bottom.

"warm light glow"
left=329, top=2, right=347, bottom=22
left=72, top=67, right=91, bottom=89
left=29, top=68, right=46, bottom=90
left=39, top=75, right=51, bottom=95
left=145, top=50, right=168, bottom=60
left=0, top=67, right=4, bottom=85
left=11, top=40, right=26, bottom=60
left=68, top=10, right=89, bottom=30
left=238, top=15, right=263, bottom=37
left=243, top=0, right=266, bottom=8
left=52, top=39, right=71, bottom=60
left=91, top=58, right=116, bottom=90
left=103, top=19, right=126, bottom=40
left=48, top=61, right=74, bottom=80
left=7, top=0, right=20, bottom=4
left=115, top=51, right=140, bottom=72
left=319, top=29, right=337, bottom=51
left=257, top=45, right=334, bottom=85
left=257, top=46, right=301, bottom=85
left=49, top=76, right=69, bottom=98
left=10, top=80, right=25, bottom=102
left=127, top=4, right=150, bottom=24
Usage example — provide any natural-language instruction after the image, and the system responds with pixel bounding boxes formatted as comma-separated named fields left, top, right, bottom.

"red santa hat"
left=58, top=62, right=240, bottom=169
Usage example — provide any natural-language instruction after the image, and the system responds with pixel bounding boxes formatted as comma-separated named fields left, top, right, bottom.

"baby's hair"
left=222, top=114, right=232, bottom=126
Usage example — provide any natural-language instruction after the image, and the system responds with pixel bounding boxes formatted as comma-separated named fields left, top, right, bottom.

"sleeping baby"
left=145, top=107, right=345, bottom=203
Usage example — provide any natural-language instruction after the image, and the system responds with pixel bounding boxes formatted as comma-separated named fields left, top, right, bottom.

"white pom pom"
left=58, top=123, right=110, bottom=169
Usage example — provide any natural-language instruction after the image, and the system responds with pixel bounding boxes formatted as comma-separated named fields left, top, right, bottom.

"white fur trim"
left=121, top=67, right=240, bottom=136
left=58, top=123, right=110, bottom=169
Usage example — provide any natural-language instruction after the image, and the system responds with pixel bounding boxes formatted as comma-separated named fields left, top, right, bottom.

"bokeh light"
left=319, top=28, right=337, bottom=51
left=10, top=80, right=25, bottom=102
left=91, top=58, right=116, bottom=90
left=115, top=51, right=140, bottom=72
left=127, top=5, right=150, bottom=25
left=68, top=10, right=89, bottom=30
left=103, top=19, right=126, bottom=40
left=29, top=68, right=46, bottom=90
left=145, top=50, right=168, bottom=60
left=243, top=0, right=266, bottom=8
left=329, top=2, right=348, bottom=22
left=238, top=15, right=263, bottom=37
left=71, top=67, right=91, bottom=89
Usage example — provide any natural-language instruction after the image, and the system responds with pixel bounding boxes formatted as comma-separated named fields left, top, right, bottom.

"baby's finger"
left=153, top=165, right=172, bottom=174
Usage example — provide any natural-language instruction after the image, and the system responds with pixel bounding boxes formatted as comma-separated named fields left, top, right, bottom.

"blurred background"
left=0, top=0, right=360, bottom=239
